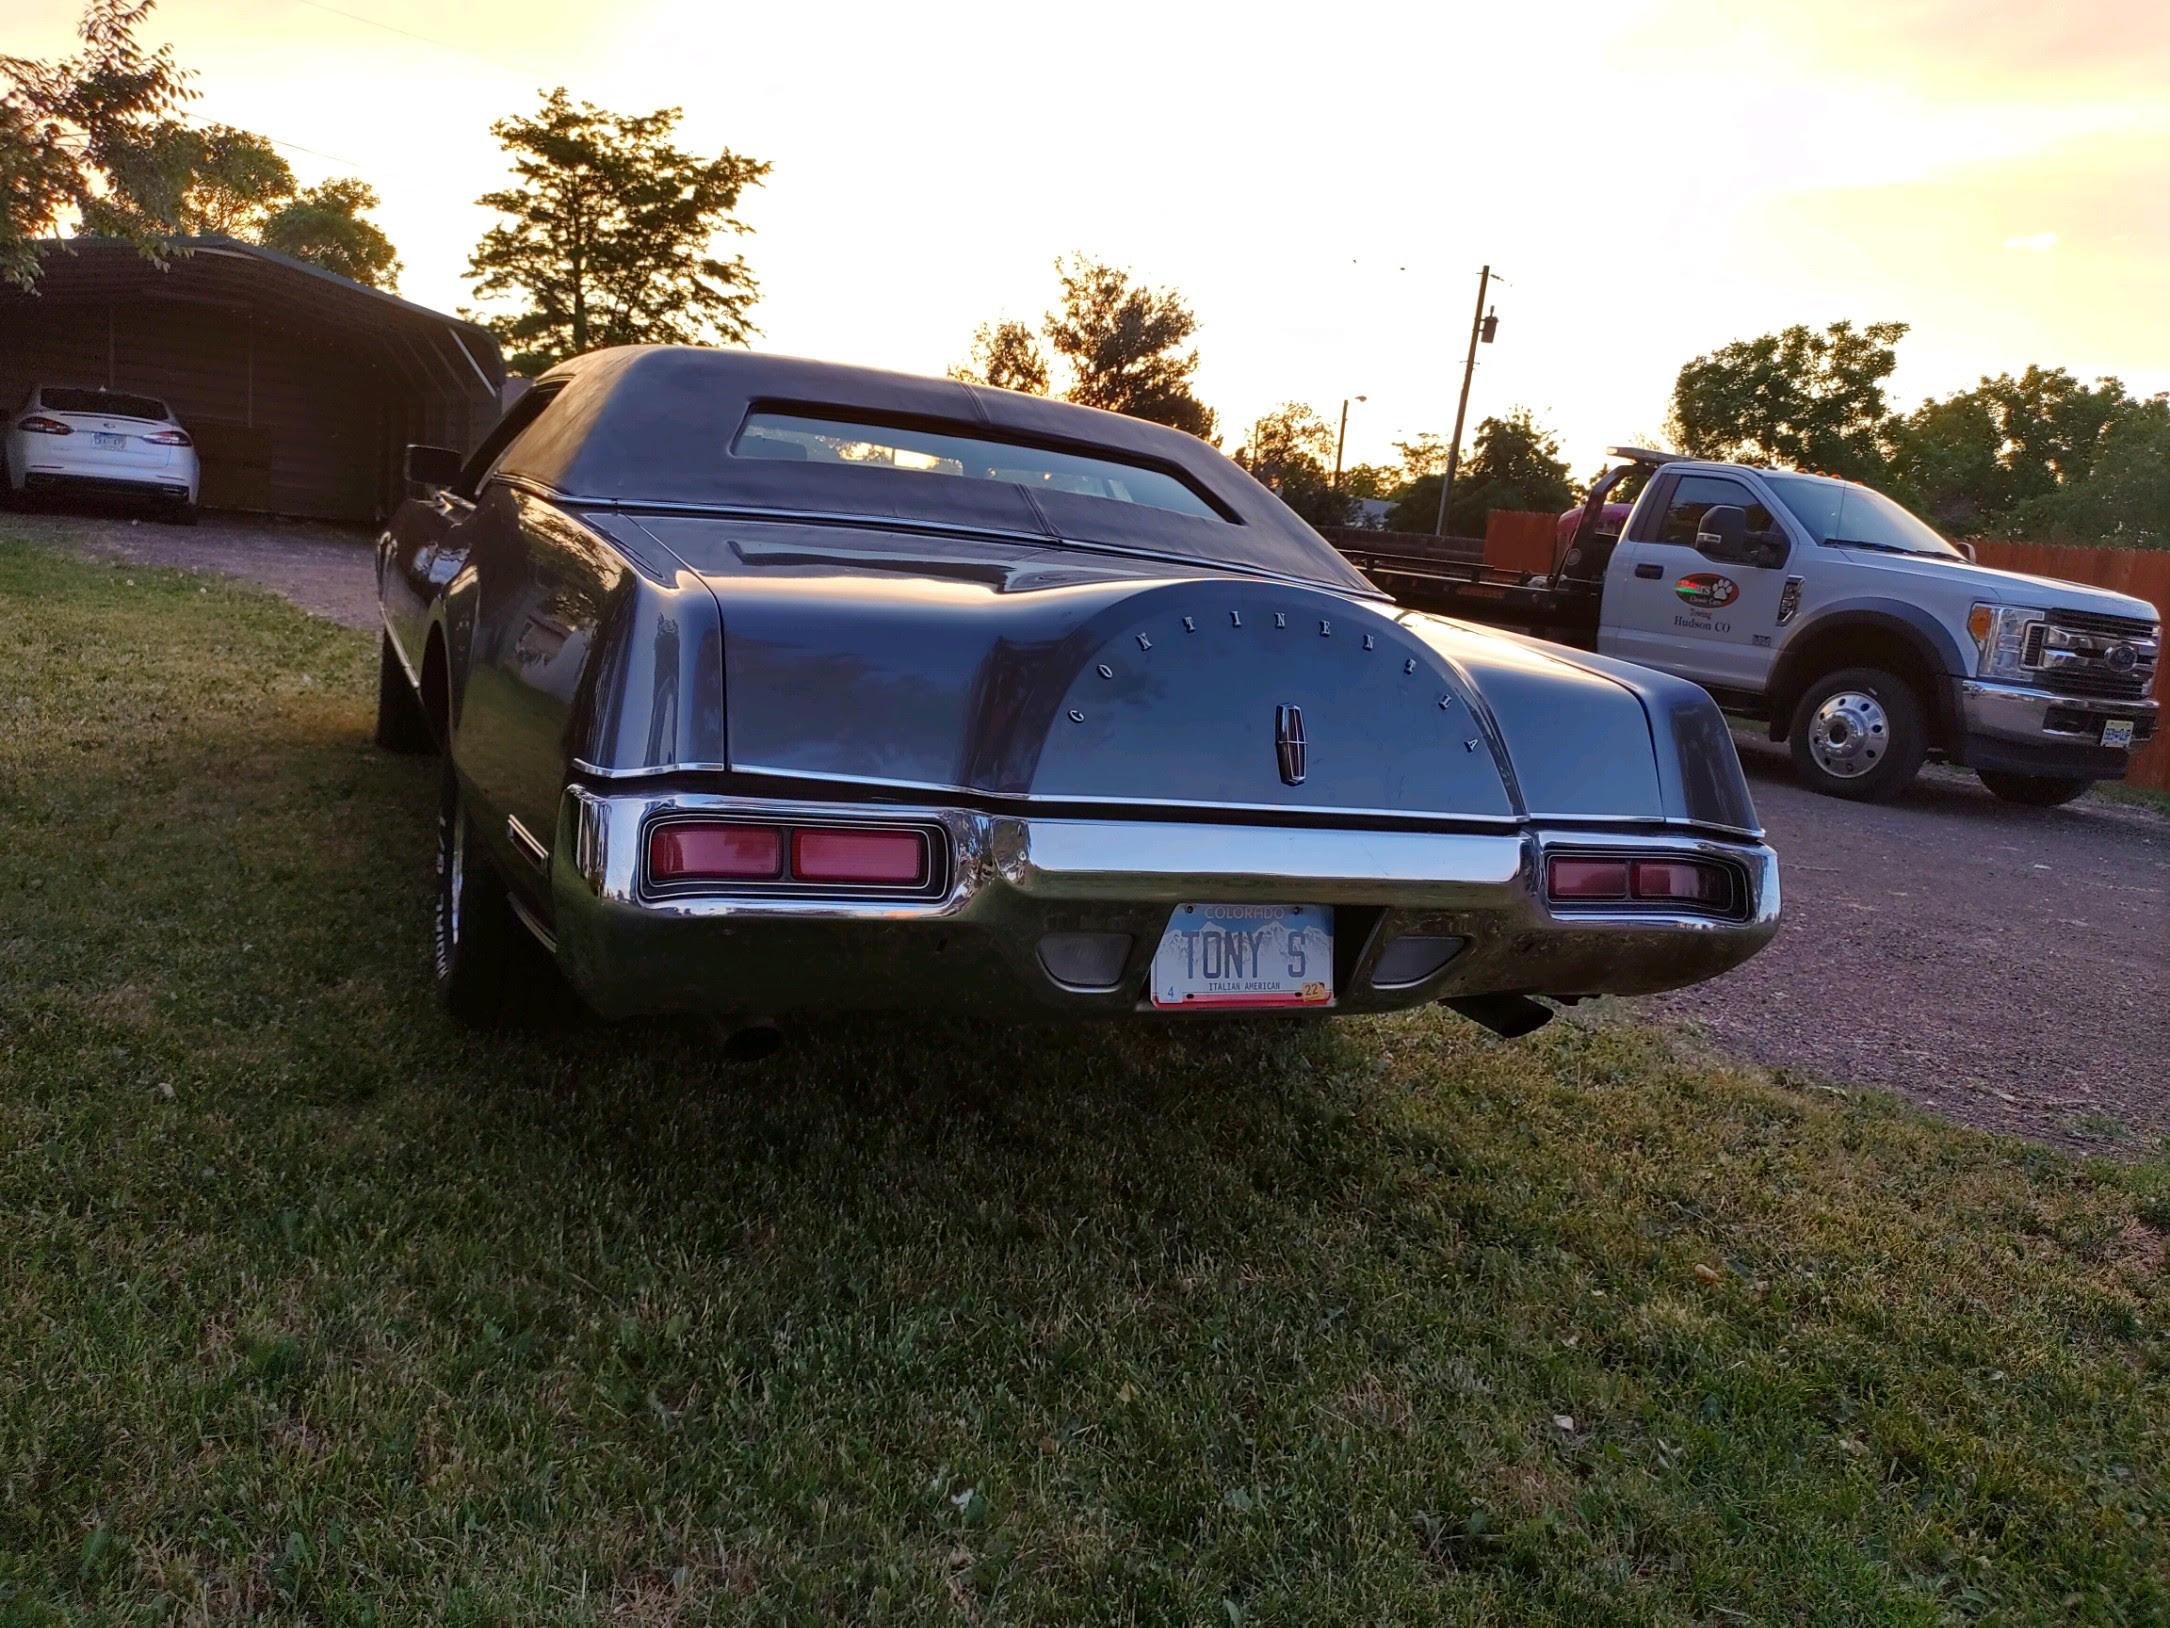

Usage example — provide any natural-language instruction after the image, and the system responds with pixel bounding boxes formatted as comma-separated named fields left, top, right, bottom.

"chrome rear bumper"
left=549, top=788, right=1780, bottom=1019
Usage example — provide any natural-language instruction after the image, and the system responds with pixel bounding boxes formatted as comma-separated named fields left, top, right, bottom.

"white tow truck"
left=1335, top=448, right=2161, bottom=804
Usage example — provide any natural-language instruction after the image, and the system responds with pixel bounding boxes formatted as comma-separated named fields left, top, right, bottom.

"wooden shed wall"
left=0, top=296, right=490, bottom=523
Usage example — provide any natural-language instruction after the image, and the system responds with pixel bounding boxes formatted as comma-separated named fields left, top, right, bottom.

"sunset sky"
left=15, top=0, right=2170, bottom=473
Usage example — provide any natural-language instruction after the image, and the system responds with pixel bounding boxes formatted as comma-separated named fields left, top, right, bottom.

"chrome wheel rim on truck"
left=1807, top=690, right=1888, bottom=780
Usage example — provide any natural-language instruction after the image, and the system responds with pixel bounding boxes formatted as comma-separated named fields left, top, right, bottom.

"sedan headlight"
left=1967, top=602, right=2046, bottom=680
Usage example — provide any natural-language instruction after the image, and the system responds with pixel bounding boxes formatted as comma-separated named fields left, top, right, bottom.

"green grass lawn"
left=2, top=535, right=2166, bottom=1625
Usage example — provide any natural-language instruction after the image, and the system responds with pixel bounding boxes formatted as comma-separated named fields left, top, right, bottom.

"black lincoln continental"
left=376, top=347, right=1778, bottom=1042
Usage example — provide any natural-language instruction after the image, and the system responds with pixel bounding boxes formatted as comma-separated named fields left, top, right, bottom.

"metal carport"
left=0, top=237, right=505, bottom=522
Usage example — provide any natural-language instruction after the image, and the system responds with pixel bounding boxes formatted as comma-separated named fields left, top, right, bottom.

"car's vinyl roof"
left=499, top=346, right=1380, bottom=596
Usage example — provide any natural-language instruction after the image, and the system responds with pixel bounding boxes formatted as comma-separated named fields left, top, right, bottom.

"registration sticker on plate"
left=92, top=432, right=127, bottom=449
left=2102, top=719, right=2136, bottom=749
left=1151, top=903, right=1332, bottom=1010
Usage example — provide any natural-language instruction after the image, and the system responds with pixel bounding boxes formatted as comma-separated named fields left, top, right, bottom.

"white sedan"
left=3, top=384, right=200, bottom=523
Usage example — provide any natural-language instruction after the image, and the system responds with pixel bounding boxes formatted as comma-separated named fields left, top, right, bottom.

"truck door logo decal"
left=1674, top=573, right=1740, bottom=610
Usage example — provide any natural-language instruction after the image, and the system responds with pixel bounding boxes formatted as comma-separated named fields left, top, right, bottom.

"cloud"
left=2003, top=232, right=2059, bottom=251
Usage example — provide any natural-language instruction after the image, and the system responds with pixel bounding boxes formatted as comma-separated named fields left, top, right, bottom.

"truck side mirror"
left=1955, top=539, right=1978, bottom=562
left=1694, top=505, right=1749, bottom=560
left=404, top=443, right=464, bottom=491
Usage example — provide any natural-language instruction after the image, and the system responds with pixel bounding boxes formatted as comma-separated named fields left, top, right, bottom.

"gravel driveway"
left=14, top=509, right=2167, bottom=1148
left=1645, top=739, right=2169, bottom=1152
left=7, top=503, right=379, bottom=629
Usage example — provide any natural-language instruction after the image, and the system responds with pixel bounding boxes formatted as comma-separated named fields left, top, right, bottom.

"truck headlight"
left=1967, top=602, right=2045, bottom=681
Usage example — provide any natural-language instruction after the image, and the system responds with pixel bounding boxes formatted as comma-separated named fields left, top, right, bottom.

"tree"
left=262, top=178, right=398, bottom=287
left=1886, top=389, right=2004, bottom=531
left=1669, top=319, right=1908, bottom=481
left=1387, top=408, right=1574, bottom=535
left=1338, top=463, right=1395, bottom=501
left=468, top=88, right=770, bottom=374
left=949, top=319, right=1048, bottom=395
left=1889, top=367, right=2142, bottom=535
left=1391, top=433, right=1450, bottom=481
left=1235, top=402, right=1347, bottom=528
left=165, top=122, right=291, bottom=235
left=2016, top=395, right=2169, bottom=549
left=1042, top=254, right=1216, bottom=441
left=0, top=0, right=196, bottom=288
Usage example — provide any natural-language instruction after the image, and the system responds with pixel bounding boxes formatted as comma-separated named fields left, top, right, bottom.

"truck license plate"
left=2102, top=719, right=2135, bottom=748
left=1151, top=903, right=1332, bottom=1010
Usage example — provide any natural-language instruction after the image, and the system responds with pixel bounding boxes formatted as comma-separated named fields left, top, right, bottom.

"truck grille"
left=2049, top=607, right=2156, bottom=640
left=2031, top=607, right=2158, bottom=700
left=2042, top=667, right=2150, bottom=699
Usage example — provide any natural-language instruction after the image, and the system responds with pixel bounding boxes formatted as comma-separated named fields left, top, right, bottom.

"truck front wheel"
left=1787, top=667, right=1927, bottom=802
left=1977, top=770, right=2092, bottom=807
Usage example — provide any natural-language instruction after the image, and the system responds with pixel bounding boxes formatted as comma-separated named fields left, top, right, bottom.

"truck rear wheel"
left=1977, top=771, right=2092, bottom=807
left=1787, top=667, right=1927, bottom=802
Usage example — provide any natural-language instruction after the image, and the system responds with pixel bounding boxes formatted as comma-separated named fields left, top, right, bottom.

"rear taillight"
left=145, top=428, right=193, bottom=446
left=1546, top=854, right=1735, bottom=912
left=647, top=819, right=933, bottom=890
left=791, top=827, right=927, bottom=885
left=649, top=823, right=783, bottom=882
left=1629, top=859, right=1734, bottom=910
left=17, top=414, right=71, bottom=435
left=1546, top=856, right=1628, bottom=899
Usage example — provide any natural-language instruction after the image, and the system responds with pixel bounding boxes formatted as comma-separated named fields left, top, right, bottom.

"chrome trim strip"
left=506, top=891, right=556, bottom=954
left=565, top=758, right=1764, bottom=839
left=573, top=757, right=733, bottom=779
left=505, top=815, right=550, bottom=873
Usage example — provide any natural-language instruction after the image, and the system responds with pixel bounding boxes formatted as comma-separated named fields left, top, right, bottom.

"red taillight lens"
left=17, top=414, right=72, bottom=435
left=145, top=428, right=192, bottom=446
left=1547, top=856, right=1629, bottom=899
left=791, top=827, right=927, bottom=885
left=1630, top=859, right=1733, bottom=909
left=648, top=823, right=783, bottom=882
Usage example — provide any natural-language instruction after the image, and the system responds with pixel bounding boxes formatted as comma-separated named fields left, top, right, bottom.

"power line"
left=174, top=108, right=360, bottom=169
left=282, top=0, right=556, bottom=78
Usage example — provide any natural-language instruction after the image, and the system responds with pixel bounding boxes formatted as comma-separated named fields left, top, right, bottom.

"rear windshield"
left=42, top=388, right=168, bottom=421
left=733, top=410, right=1229, bottom=522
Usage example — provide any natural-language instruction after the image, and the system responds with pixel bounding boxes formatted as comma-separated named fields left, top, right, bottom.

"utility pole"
left=1434, top=263, right=1494, bottom=537
left=1332, top=394, right=1365, bottom=489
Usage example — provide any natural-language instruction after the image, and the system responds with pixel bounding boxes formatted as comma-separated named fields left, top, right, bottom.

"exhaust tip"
left=718, top=1020, right=786, bottom=1065
left=1441, top=995, right=1555, bottom=1040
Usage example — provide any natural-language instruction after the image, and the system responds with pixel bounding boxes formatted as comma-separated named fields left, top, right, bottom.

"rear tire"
left=163, top=498, right=198, bottom=526
left=1787, top=666, right=1927, bottom=802
left=1977, top=771, right=2091, bottom=807
left=374, top=631, right=435, bottom=753
left=434, top=759, right=526, bottom=1026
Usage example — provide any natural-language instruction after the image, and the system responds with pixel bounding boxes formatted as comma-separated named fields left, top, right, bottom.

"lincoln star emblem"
left=1275, top=704, right=1307, bottom=786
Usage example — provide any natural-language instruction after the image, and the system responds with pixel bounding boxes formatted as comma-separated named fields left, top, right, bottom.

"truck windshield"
left=1764, top=474, right=1961, bottom=559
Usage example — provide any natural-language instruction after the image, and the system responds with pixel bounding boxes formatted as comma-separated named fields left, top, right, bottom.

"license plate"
left=93, top=432, right=126, bottom=449
left=1150, top=903, right=1332, bottom=1010
left=2102, top=719, right=2136, bottom=748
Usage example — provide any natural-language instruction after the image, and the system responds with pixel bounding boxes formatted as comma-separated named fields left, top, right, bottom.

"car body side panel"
left=435, top=491, right=729, bottom=919
left=1438, top=621, right=1762, bottom=835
